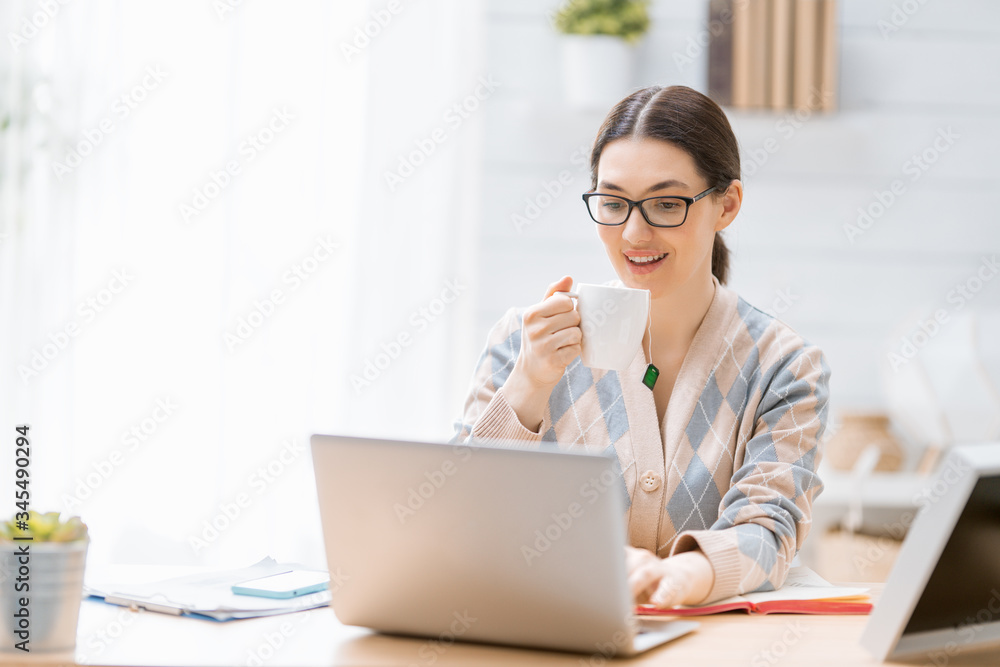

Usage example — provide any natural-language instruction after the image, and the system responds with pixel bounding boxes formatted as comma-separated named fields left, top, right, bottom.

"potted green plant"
left=553, top=0, right=651, bottom=110
left=1, top=511, right=89, bottom=653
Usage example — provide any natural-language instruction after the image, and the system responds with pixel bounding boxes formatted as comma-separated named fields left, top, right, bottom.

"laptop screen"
left=902, top=474, right=1000, bottom=636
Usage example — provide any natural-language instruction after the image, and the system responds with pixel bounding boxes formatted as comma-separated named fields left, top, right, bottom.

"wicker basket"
left=824, top=412, right=904, bottom=472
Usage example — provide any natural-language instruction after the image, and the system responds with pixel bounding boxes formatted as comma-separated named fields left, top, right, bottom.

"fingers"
left=628, top=559, right=662, bottom=603
left=625, top=545, right=654, bottom=558
left=528, top=276, right=579, bottom=332
left=539, top=308, right=582, bottom=335
left=548, top=326, right=582, bottom=350
left=524, top=327, right=580, bottom=370
left=513, top=276, right=582, bottom=389
left=538, top=292, right=578, bottom=317
left=521, top=291, right=580, bottom=342
left=543, top=275, right=574, bottom=300
left=628, top=556, right=691, bottom=609
left=624, top=546, right=656, bottom=572
left=650, top=574, right=686, bottom=608
left=524, top=298, right=578, bottom=327
left=521, top=307, right=580, bottom=351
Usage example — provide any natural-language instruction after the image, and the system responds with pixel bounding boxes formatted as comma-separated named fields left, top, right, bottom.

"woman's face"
left=593, top=137, right=739, bottom=300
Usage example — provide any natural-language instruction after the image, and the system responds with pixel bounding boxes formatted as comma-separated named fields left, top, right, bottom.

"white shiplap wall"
left=469, top=0, right=1000, bottom=429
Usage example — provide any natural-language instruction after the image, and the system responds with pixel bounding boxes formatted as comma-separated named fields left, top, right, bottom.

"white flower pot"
left=560, top=34, right=637, bottom=111
left=0, top=540, right=89, bottom=652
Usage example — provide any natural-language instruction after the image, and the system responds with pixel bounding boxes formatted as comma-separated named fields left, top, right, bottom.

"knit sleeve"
left=669, top=344, right=831, bottom=604
left=449, top=307, right=546, bottom=446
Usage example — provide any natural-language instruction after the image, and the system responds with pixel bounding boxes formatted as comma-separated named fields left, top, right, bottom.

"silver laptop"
left=310, top=434, right=698, bottom=656
left=860, top=443, right=1000, bottom=661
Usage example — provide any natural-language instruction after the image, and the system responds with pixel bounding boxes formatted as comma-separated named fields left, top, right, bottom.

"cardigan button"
left=639, top=470, right=662, bottom=492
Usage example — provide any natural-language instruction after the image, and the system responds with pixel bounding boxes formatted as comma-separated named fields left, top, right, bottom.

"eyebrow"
left=597, top=179, right=690, bottom=195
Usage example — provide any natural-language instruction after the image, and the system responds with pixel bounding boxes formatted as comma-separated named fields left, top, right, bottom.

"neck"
left=644, top=273, right=716, bottom=362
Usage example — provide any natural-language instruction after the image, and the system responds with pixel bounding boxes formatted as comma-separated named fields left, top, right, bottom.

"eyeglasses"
left=582, top=186, right=717, bottom=228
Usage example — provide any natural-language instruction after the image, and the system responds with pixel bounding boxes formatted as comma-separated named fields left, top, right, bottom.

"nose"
left=621, top=203, right=651, bottom=245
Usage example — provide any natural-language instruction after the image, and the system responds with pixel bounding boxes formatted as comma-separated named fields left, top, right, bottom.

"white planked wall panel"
left=465, top=0, right=1000, bottom=418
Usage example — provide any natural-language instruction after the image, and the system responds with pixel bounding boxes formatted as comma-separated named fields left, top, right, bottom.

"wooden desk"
left=6, top=583, right=1000, bottom=667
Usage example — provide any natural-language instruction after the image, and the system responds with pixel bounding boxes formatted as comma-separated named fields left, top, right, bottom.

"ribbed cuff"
left=469, top=387, right=545, bottom=445
left=670, top=529, right=742, bottom=604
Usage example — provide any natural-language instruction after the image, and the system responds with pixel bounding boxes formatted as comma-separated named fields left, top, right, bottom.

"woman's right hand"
left=503, top=276, right=582, bottom=432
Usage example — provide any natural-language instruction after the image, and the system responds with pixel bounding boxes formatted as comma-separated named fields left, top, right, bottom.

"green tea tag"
left=642, top=363, right=659, bottom=390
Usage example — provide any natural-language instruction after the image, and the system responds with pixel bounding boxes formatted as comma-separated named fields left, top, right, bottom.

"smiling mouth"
left=626, top=253, right=667, bottom=265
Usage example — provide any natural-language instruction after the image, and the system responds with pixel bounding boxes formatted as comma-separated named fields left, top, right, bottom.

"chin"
left=614, top=261, right=664, bottom=289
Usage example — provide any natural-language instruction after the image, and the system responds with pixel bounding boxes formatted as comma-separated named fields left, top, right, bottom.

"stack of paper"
left=84, top=557, right=330, bottom=621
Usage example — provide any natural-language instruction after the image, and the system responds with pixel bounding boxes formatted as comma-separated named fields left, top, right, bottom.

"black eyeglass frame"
left=581, top=185, right=718, bottom=228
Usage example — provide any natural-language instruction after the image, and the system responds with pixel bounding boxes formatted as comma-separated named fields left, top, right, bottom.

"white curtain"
left=0, top=0, right=484, bottom=569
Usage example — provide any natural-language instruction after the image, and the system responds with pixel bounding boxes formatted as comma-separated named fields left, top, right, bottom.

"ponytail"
left=711, top=233, right=729, bottom=285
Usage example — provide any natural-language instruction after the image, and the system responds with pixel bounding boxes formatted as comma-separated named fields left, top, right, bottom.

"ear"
left=714, top=179, right=743, bottom=233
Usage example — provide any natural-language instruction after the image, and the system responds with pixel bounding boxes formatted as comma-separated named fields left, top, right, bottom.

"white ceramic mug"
left=564, top=284, right=650, bottom=371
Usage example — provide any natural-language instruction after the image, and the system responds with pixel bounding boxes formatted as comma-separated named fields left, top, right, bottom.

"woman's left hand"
left=625, top=546, right=715, bottom=609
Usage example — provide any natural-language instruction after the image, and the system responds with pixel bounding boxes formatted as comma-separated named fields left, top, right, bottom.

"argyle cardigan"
left=450, top=277, right=831, bottom=605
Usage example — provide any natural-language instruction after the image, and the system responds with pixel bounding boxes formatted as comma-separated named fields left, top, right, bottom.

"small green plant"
left=0, top=511, right=88, bottom=542
left=554, top=0, right=651, bottom=44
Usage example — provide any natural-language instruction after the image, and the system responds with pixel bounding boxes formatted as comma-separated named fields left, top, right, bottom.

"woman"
left=451, top=85, right=830, bottom=610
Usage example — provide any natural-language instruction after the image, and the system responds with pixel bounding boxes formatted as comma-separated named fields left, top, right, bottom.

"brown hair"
left=589, top=85, right=740, bottom=284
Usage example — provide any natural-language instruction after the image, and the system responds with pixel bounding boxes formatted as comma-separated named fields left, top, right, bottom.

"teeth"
left=628, top=253, right=666, bottom=264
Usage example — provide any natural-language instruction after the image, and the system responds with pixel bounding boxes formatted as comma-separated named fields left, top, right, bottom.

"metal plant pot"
left=0, top=540, right=89, bottom=652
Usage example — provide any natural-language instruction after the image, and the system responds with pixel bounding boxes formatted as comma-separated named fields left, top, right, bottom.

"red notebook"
left=636, top=566, right=873, bottom=617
